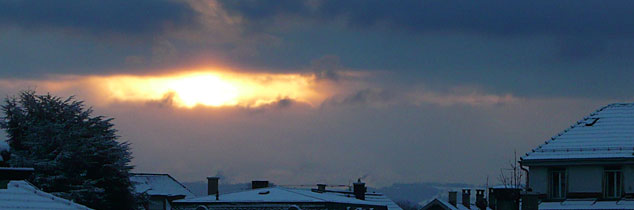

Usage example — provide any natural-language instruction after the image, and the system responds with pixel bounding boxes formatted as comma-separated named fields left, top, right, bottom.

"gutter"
left=520, top=164, right=530, bottom=192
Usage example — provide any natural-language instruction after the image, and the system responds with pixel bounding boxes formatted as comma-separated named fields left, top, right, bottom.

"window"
left=550, top=169, right=566, bottom=199
left=604, top=168, right=623, bottom=198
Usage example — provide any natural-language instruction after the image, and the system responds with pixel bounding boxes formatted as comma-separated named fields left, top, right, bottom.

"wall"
left=568, top=166, right=602, bottom=193
left=148, top=197, right=166, bottom=210
left=624, top=165, right=634, bottom=194
left=528, top=166, right=547, bottom=194
left=531, top=164, right=634, bottom=198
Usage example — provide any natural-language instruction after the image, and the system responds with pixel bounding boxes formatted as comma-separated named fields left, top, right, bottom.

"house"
left=172, top=178, right=390, bottom=210
left=131, top=173, right=196, bottom=210
left=0, top=167, right=92, bottom=210
left=309, top=182, right=403, bottom=210
left=520, top=103, right=634, bottom=209
left=420, top=189, right=490, bottom=210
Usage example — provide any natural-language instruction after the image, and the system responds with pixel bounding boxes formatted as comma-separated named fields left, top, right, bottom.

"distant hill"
left=182, top=181, right=472, bottom=204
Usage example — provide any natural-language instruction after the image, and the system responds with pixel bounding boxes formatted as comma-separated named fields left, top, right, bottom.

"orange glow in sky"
left=91, top=71, right=320, bottom=108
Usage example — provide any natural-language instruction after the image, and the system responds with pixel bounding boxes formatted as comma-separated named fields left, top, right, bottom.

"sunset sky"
left=1, top=0, right=634, bottom=187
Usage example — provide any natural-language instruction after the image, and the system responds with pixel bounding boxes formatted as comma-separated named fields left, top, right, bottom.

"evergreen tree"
left=1, top=91, right=136, bottom=209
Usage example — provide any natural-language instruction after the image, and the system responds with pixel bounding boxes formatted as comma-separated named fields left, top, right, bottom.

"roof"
left=0, top=180, right=92, bottom=210
left=522, top=103, right=634, bottom=163
left=360, top=193, right=403, bottom=210
left=421, top=198, right=459, bottom=210
left=316, top=189, right=402, bottom=210
left=540, top=199, right=634, bottom=210
left=420, top=198, right=491, bottom=210
left=130, top=173, right=195, bottom=198
left=174, top=186, right=384, bottom=207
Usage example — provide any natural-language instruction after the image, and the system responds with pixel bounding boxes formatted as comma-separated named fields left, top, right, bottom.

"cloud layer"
left=1, top=0, right=634, bottom=186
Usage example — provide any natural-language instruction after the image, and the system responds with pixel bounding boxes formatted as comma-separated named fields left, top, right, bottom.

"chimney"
left=476, top=189, right=487, bottom=210
left=317, top=184, right=327, bottom=193
left=252, top=180, right=269, bottom=189
left=448, top=191, right=458, bottom=207
left=207, top=177, right=219, bottom=196
left=353, top=179, right=367, bottom=200
left=488, top=188, right=496, bottom=210
left=462, top=189, right=471, bottom=209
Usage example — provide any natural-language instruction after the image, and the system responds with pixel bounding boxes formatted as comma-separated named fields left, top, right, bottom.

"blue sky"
left=0, top=0, right=632, bottom=186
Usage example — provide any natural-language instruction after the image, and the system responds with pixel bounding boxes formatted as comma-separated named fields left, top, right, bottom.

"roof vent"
left=585, top=118, right=600, bottom=126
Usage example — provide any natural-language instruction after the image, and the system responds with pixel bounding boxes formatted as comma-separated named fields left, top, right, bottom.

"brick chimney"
left=353, top=179, right=367, bottom=200
left=476, top=189, right=487, bottom=210
left=462, top=189, right=471, bottom=209
left=252, top=180, right=269, bottom=189
left=448, top=191, right=458, bottom=207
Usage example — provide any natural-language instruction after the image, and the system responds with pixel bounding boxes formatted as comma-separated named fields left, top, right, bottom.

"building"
left=131, top=173, right=196, bottom=210
left=520, top=103, right=634, bottom=209
left=420, top=189, right=490, bottom=210
left=0, top=167, right=92, bottom=210
left=172, top=178, right=391, bottom=210
left=309, top=182, right=402, bottom=210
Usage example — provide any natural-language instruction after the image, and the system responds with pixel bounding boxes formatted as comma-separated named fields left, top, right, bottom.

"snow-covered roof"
left=174, top=186, right=384, bottom=207
left=420, top=198, right=458, bottom=210
left=0, top=180, right=92, bottom=210
left=522, top=103, right=634, bottom=163
left=362, top=193, right=403, bottom=210
left=420, top=198, right=491, bottom=210
left=316, top=189, right=402, bottom=210
left=540, top=199, right=634, bottom=210
left=130, top=173, right=195, bottom=198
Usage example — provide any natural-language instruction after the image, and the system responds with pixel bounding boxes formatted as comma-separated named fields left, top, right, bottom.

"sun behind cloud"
left=166, top=74, right=239, bottom=107
left=94, top=70, right=320, bottom=108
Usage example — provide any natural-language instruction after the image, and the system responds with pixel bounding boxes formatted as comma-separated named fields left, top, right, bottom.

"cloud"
left=0, top=0, right=196, bottom=36
left=323, top=87, right=518, bottom=108
left=219, top=0, right=634, bottom=39
left=0, top=71, right=326, bottom=109
left=412, top=89, right=519, bottom=107
left=310, top=55, right=343, bottom=81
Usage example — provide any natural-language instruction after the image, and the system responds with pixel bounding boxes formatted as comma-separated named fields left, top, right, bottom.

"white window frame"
left=604, top=169, right=623, bottom=199
left=550, top=169, right=566, bottom=199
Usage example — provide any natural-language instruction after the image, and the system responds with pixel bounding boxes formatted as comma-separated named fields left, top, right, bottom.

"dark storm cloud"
left=0, top=0, right=195, bottom=35
left=220, top=0, right=634, bottom=38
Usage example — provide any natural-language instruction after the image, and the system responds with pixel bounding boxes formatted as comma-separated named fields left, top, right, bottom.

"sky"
left=1, top=0, right=633, bottom=187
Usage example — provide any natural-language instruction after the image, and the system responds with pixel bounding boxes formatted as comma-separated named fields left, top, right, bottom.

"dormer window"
left=550, top=168, right=567, bottom=199
left=604, top=168, right=622, bottom=199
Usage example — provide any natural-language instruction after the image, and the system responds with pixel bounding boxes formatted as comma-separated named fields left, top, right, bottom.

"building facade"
left=521, top=103, right=634, bottom=209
